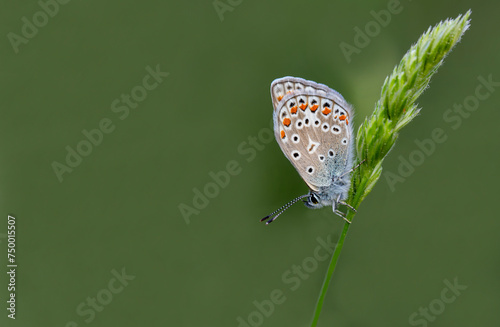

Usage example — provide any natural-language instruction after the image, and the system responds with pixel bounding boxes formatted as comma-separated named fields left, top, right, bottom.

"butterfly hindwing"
left=271, top=77, right=353, bottom=192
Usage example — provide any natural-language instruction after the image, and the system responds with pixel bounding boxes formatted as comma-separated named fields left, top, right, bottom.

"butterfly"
left=261, top=77, right=360, bottom=225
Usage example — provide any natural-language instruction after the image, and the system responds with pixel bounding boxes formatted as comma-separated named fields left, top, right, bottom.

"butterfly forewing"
left=271, top=77, right=353, bottom=191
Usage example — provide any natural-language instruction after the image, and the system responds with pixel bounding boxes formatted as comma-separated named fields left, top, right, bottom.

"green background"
left=1, top=0, right=499, bottom=326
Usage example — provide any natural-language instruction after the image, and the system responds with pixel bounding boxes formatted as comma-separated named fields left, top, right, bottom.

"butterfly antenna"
left=260, top=194, right=309, bottom=225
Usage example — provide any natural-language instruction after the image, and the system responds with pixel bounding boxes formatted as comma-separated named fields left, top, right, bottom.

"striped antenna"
left=260, top=194, right=309, bottom=225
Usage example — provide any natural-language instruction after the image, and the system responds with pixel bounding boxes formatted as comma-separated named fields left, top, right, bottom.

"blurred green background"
left=1, top=0, right=499, bottom=326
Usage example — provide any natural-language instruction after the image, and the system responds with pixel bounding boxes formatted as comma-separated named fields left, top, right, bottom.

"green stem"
left=310, top=221, right=350, bottom=327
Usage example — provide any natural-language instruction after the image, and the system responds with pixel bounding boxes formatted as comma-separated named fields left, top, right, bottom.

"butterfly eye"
left=310, top=194, right=319, bottom=204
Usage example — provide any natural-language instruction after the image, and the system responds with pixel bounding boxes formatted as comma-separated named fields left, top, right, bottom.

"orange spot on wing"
left=339, top=115, right=346, bottom=121
left=322, top=107, right=331, bottom=115
left=277, top=95, right=283, bottom=101
left=283, top=118, right=291, bottom=127
left=290, top=106, right=298, bottom=114
left=299, top=103, right=307, bottom=110
left=280, top=130, right=285, bottom=139
left=310, top=104, right=319, bottom=112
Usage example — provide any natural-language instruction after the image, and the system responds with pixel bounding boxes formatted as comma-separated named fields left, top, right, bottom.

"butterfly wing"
left=271, top=77, right=354, bottom=192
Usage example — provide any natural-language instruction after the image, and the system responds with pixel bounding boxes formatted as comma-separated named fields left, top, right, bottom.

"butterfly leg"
left=339, top=159, right=366, bottom=179
left=332, top=198, right=351, bottom=223
left=338, top=201, right=356, bottom=213
left=334, top=209, right=352, bottom=224
left=335, top=194, right=356, bottom=213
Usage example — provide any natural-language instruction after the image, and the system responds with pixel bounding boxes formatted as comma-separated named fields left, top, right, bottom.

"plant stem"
left=310, top=221, right=350, bottom=327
